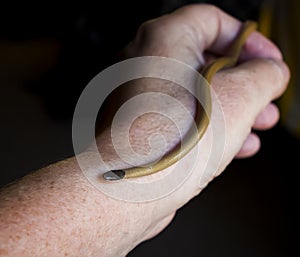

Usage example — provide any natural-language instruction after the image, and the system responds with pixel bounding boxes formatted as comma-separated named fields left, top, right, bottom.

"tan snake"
left=103, top=21, right=257, bottom=181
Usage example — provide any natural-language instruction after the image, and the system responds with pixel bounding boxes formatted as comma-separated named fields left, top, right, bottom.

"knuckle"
left=131, top=19, right=165, bottom=54
left=265, top=58, right=289, bottom=82
left=137, top=20, right=156, bottom=37
left=180, top=3, right=221, bottom=16
left=135, top=18, right=166, bottom=43
left=198, top=3, right=221, bottom=14
left=253, top=58, right=289, bottom=98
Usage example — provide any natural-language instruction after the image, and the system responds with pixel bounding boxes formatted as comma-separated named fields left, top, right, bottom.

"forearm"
left=0, top=157, right=156, bottom=257
left=0, top=77, right=199, bottom=257
left=0, top=55, right=202, bottom=257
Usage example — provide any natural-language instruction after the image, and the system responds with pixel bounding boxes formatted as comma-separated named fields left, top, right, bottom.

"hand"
left=93, top=3, right=289, bottom=251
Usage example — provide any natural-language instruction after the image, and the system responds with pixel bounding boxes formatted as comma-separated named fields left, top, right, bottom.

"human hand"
left=88, top=3, right=289, bottom=250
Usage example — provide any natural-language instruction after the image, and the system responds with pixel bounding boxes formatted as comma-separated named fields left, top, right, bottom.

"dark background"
left=0, top=1, right=298, bottom=256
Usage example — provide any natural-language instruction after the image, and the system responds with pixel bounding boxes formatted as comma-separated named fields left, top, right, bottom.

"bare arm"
left=0, top=157, right=163, bottom=257
left=0, top=4, right=289, bottom=257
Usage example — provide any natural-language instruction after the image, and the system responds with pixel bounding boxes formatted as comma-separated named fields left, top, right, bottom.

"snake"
left=103, top=21, right=257, bottom=181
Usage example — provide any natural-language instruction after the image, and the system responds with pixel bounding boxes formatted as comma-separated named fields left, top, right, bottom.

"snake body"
left=103, top=21, right=257, bottom=181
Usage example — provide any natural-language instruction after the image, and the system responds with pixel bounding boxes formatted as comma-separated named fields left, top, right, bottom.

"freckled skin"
left=0, top=4, right=289, bottom=257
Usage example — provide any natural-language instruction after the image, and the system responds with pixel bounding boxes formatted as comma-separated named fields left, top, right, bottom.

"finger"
left=212, top=58, right=289, bottom=154
left=172, top=4, right=282, bottom=60
left=253, top=103, right=280, bottom=130
left=239, top=31, right=282, bottom=61
left=235, top=133, right=261, bottom=158
left=213, top=58, right=289, bottom=116
left=132, top=4, right=282, bottom=67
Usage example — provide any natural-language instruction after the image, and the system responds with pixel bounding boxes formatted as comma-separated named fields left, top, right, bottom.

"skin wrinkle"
left=177, top=5, right=241, bottom=55
left=174, top=5, right=218, bottom=50
left=193, top=5, right=225, bottom=54
left=132, top=14, right=204, bottom=66
left=172, top=18, right=205, bottom=67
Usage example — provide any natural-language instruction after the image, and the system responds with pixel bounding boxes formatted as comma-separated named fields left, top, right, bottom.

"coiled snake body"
left=103, top=21, right=257, bottom=181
